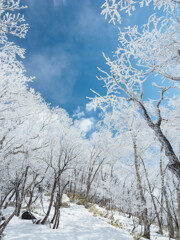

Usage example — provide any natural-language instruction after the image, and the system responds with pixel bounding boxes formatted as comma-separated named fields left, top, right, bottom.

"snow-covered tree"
left=0, top=0, right=28, bottom=43
left=91, top=0, right=180, bottom=238
left=92, top=0, right=180, bottom=181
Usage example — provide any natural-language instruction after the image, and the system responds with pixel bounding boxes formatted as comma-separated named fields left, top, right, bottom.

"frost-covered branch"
left=101, top=0, right=179, bottom=24
left=0, top=0, right=28, bottom=43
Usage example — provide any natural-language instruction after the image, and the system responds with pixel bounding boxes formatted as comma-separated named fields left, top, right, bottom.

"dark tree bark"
left=0, top=210, right=16, bottom=237
left=15, top=166, right=29, bottom=216
left=160, top=153, right=174, bottom=238
left=140, top=157, right=163, bottom=234
left=133, top=137, right=150, bottom=239
left=41, top=178, right=57, bottom=225
left=52, top=180, right=69, bottom=229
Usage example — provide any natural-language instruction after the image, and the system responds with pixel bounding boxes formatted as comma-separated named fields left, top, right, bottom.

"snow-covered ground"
left=4, top=203, right=133, bottom=240
left=3, top=196, right=173, bottom=240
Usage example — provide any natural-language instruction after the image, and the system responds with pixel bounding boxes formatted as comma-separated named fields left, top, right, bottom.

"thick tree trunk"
left=50, top=198, right=56, bottom=224
left=52, top=180, right=69, bottom=229
left=177, top=191, right=180, bottom=240
left=133, top=137, right=150, bottom=239
left=52, top=192, right=61, bottom=229
left=142, top=208, right=151, bottom=239
left=137, top=100, right=180, bottom=180
left=160, top=155, right=174, bottom=238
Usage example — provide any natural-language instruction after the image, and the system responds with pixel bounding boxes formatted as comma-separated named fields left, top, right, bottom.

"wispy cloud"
left=71, top=0, right=114, bottom=39
left=25, top=0, right=117, bottom=111
left=73, top=106, right=85, bottom=119
left=53, top=0, right=67, bottom=7
left=26, top=46, right=79, bottom=105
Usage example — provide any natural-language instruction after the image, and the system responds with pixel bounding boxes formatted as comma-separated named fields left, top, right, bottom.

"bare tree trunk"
left=160, top=153, right=174, bottom=238
left=85, top=184, right=91, bottom=208
left=140, top=157, right=163, bottom=234
left=3, top=190, right=15, bottom=210
left=72, top=169, right=77, bottom=201
left=50, top=196, right=57, bottom=224
left=15, top=166, right=29, bottom=216
left=1, top=172, right=39, bottom=234
left=136, top=100, right=180, bottom=180
left=0, top=188, right=14, bottom=209
left=177, top=191, right=180, bottom=240
left=26, top=187, right=34, bottom=210
left=27, top=172, right=47, bottom=210
left=41, top=178, right=57, bottom=225
left=0, top=210, right=16, bottom=237
left=85, top=157, right=105, bottom=208
left=133, top=137, right=150, bottom=239
left=52, top=192, right=60, bottom=229
left=52, top=180, right=69, bottom=229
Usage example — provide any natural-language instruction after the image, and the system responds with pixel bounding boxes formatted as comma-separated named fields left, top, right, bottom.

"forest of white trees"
left=0, top=0, right=179, bottom=239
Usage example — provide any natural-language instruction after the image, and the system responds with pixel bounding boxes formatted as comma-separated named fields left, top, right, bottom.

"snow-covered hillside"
left=4, top=204, right=132, bottom=240
left=3, top=196, right=173, bottom=240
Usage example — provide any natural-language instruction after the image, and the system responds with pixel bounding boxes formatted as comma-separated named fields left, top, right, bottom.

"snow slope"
left=3, top=194, right=173, bottom=240
left=4, top=203, right=133, bottom=240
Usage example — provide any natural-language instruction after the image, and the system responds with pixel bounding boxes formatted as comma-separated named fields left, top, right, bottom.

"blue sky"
left=16, top=0, right=118, bottom=114
left=14, top=0, right=170, bottom=133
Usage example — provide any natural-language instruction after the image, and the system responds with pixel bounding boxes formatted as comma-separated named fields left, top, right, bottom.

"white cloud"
left=75, top=118, right=94, bottom=133
left=73, top=106, right=85, bottom=119
left=53, top=0, right=67, bottom=7
left=86, top=101, right=95, bottom=112
left=72, top=0, right=114, bottom=39
left=26, top=46, right=79, bottom=104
